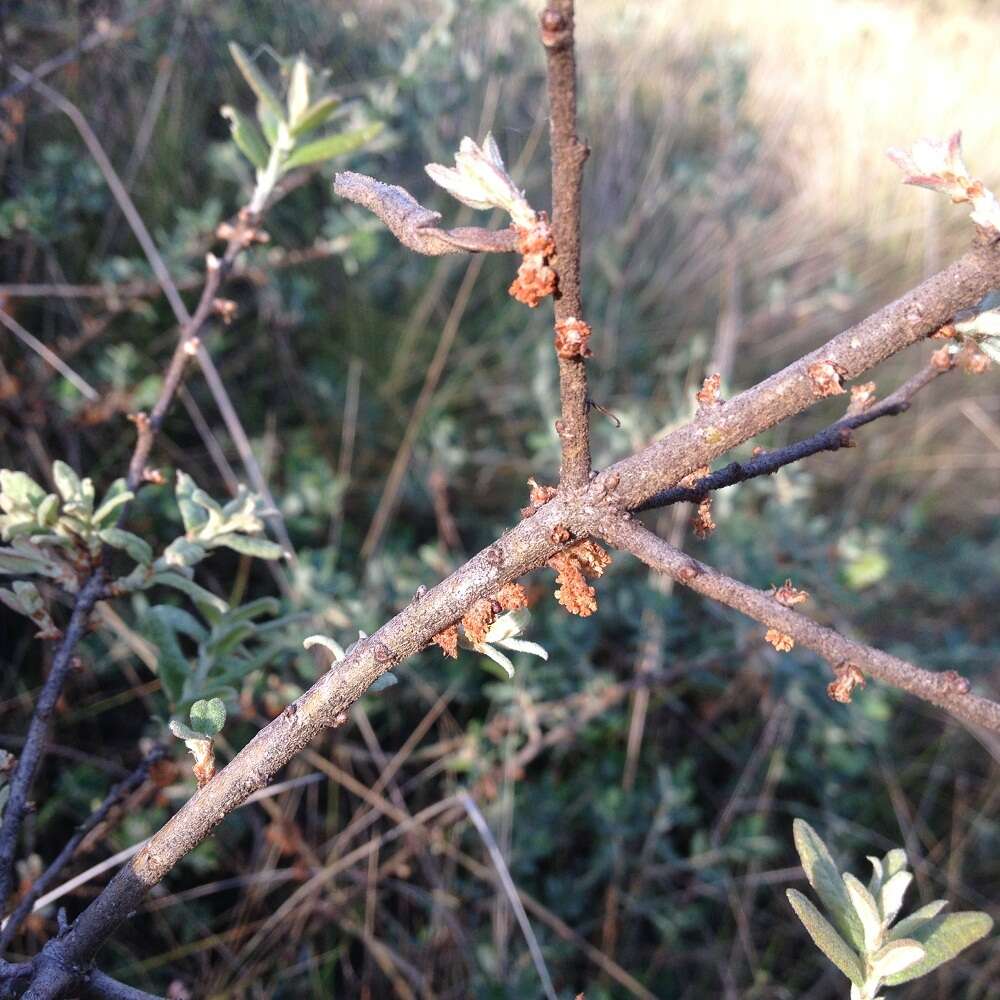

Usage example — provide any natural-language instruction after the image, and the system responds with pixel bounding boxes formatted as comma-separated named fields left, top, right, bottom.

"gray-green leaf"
left=99, top=528, right=153, bottom=566
left=228, top=42, right=284, bottom=121
left=884, top=912, right=993, bottom=985
left=289, top=94, right=340, bottom=137
left=786, top=889, right=865, bottom=987
left=221, top=105, right=270, bottom=170
left=792, top=819, right=866, bottom=951
left=283, top=122, right=383, bottom=171
left=189, top=697, right=227, bottom=736
left=209, top=533, right=284, bottom=560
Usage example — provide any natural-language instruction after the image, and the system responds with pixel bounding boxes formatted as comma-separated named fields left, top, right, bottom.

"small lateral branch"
left=333, top=171, right=518, bottom=256
left=636, top=360, right=948, bottom=511
left=599, top=517, right=1000, bottom=735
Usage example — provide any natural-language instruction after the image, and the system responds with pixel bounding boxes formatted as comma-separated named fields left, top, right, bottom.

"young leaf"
left=36, top=494, right=60, bottom=528
left=148, top=571, right=228, bottom=613
left=149, top=605, right=208, bottom=643
left=843, top=872, right=883, bottom=952
left=175, top=472, right=207, bottom=535
left=93, top=481, right=133, bottom=527
left=883, top=912, right=993, bottom=985
left=889, top=900, right=949, bottom=941
left=786, top=889, right=865, bottom=987
left=190, top=697, right=227, bottom=736
left=209, top=533, right=284, bottom=560
left=289, top=94, right=340, bottom=137
left=227, top=42, right=284, bottom=122
left=878, top=869, right=912, bottom=925
left=221, top=105, right=270, bottom=170
left=792, top=820, right=866, bottom=951
left=870, top=939, right=925, bottom=980
left=282, top=122, right=383, bottom=171
left=1, top=470, right=46, bottom=508
left=52, top=461, right=82, bottom=503
left=287, top=57, right=311, bottom=125
left=99, top=528, right=153, bottom=566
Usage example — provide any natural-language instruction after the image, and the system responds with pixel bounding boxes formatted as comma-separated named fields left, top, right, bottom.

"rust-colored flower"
left=847, top=381, right=877, bottom=415
left=930, top=345, right=955, bottom=371
left=692, top=497, right=716, bottom=539
left=807, top=359, right=847, bottom=398
left=696, top=373, right=722, bottom=407
left=764, top=628, right=794, bottom=652
left=827, top=662, right=866, bottom=704
left=432, top=624, right=459, bottom=659
left=772, top=579, right=809, bottom=608
left=508, top=215, right=557, bottom=307
left=496, top=582, right=529, bottom=611
left=958, top=343, right=991, bottom=374
left=547, top=539, right=611, bottom=617
left=554, top=316, right=593, bottom=360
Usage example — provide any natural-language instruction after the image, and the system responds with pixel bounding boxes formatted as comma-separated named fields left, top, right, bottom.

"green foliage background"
left=1, top=1, right=998, bottom=996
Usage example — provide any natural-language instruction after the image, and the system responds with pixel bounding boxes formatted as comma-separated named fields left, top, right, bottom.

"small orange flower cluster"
left=508, top=214, right=557, bottom=307
left=548, top=539, right=611, bottom=617
left=827, top=662, right=866, bottom=704
left=764, top=628, right=795, bottom=652
left=807, top=359, right=848, bottom=398
left=692, top=498, right=715, bottom=539
left=431, top=582, right=530, bottom=657
left=847, top=381, right=877, bottom=416
left=772, top=579, right=809, bottom=608
left=696, top=373, right=722, bottom=407
left=554, top=316, right=593, bottom=360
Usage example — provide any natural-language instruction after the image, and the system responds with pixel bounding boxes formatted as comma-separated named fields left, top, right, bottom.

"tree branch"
left=597, top=516, right=1000, bottom=734
left=542, top=0, right=592, bottom=488
left=333, top=172, right=519, bottom=255
left=608, top=236, right=1000, bottom=511
left=636, top=359, right=949, bottom=511
left=0, top=748, right=165, bottom=951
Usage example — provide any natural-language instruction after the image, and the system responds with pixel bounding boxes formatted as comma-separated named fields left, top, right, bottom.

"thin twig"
left=0, top=572, right=107, bottom=918
left=0, top=310, right=99, bottom=401
left=541, top=0, right=592, bottom=488
left=0, top=748, right=165, bottom=950
left=459, top=791, right=558, bottom=1000
left=597, top=516, right=1000, bottom=734
left=636, top=360, right=949, bottom=511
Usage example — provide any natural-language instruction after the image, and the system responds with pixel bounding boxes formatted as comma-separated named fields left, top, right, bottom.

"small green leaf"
left=228, top=42, right=284, bottom=121
left=1, top=470, right=46, bottom=507
left=257, top=101, right=280, bottom=146
left=792, top=820, right=866, bottom=952
left=889, top=900, right=949, bottom=941
left=289, top=94, right=340, bottom=136
left=175, top=471, right=207, bottom=535
left=190, top=697, right=226, bottom=736
left=99, top=528, right=153, bottom=566
left=843, top=872, right=883, bottom=952
left=882, top=848, right=907, bottom=881
left=287, top=57, right=311, bottom=125
left=93, top=480, right=133, bottom=526
left=209, top=533, right=284, bottom=560
left=149, top=571, right=228, bottom=613
left=884, top=912, right=993, bottom=985
left=870, top=939, right=925, bottom=980
left=221, top=105, right=270, bottom=170
left=52, top=461, right=82, bottom=503
left=787, top=889, right=865, bottom=986
left=169, top=719, right=209, bottom=744
left=36, top=494, right=60, bottom=528
left=158, top=537, right=207, bottom=569
left=878, top=869, right=912, bottom=925
left=149, top=605, right=208, bottom=643
left=283, top=122, right=383, bottom=171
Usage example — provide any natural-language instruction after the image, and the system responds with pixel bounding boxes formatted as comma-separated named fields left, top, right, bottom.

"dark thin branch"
left=0, top=572, right=107, bottom=918
left=542, top=0, right=593, bottom=488
left=0, top=748, right=165, bottom=951
left=598, top=516, right=1000, bottom=734
left=636, top=360, right=949, bottom=511
left=80, top=969, right=162, bottom=1000
left=608, top=234, right=1000, bottom=511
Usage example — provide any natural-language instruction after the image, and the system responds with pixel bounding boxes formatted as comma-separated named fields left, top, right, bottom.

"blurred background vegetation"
left=1, top=0, right=999, bottom=997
